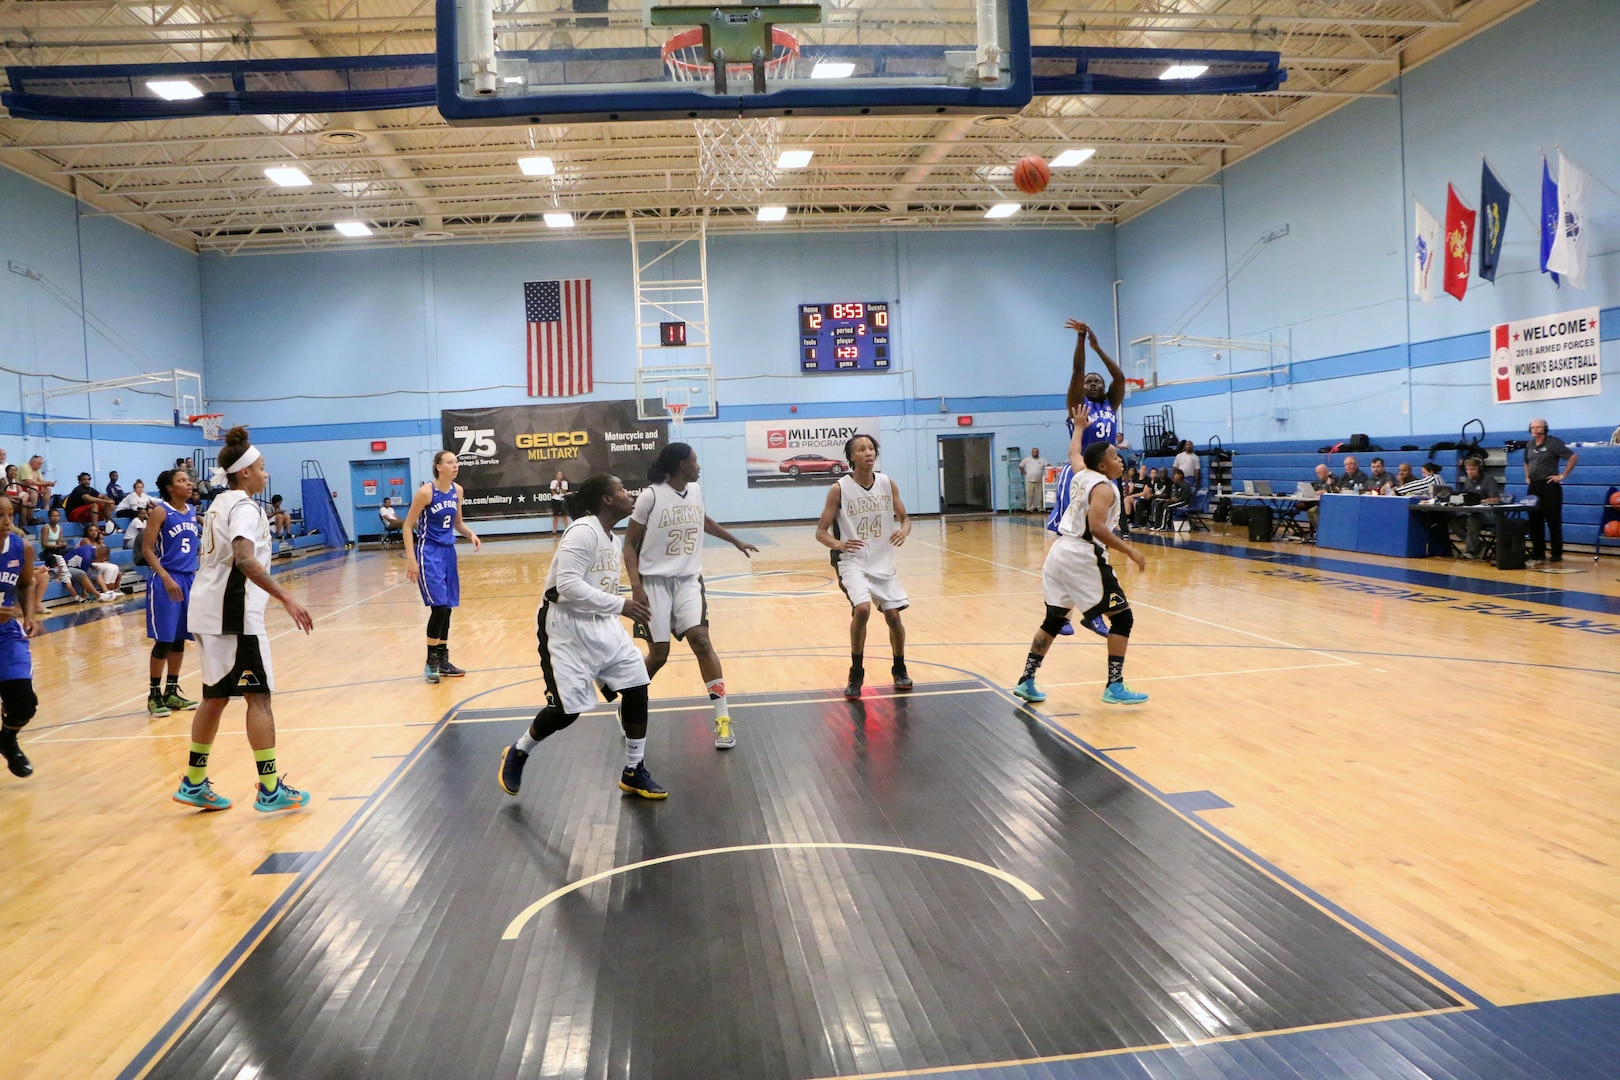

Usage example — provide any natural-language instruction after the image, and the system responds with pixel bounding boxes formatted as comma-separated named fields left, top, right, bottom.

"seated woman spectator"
left=3, top=465, right=31, bottom=526
left=38, top=509, right=69, bottom=566
left=269, top=494, right=294, bottom=539
left=115, top=479, right=154, bottom=520
left=66, top=528, right=120, bottom=601
left=65, top=471, right=116, bottom=527
left=124, top=504, right=150, bottom=552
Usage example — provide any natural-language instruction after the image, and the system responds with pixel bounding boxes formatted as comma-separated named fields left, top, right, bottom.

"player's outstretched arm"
left=1064, top=318, right=1089, bottom=414
left=1067, top=408, right=1086, bottom=474
left=888, top=486, right=911, bottom=547
left=232, top=536, right=314, bottom=631
left=1085, top=325, right=1127, bottom=410
left=1086, top=485, right=1145, bottom=571
left=450, top=483, right=480, bottom=550
left=815, top=484, right=858, bottom=551
left=704, top=516, right=758, bottom=556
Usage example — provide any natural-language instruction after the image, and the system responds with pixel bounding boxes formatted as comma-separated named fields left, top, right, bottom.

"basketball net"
left=692, top=117, right=782, bottom=201
left=188, top=413, right=225, bottom=441
left=666, top=401, right=689, bottom=438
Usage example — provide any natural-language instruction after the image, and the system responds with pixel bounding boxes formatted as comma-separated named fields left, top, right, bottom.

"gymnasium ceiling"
left=0, top=0, right=1534, bottom=254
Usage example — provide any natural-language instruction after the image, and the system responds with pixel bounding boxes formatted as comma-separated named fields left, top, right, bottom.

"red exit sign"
left=956, top=415, right=973, bottom=427
left=371, top=440, right=387, bottom=452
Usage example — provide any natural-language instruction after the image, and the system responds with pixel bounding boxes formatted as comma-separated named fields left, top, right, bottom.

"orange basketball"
left=1013, top=155, right=1050, bottom=195
left=1610, top=491, right=1620, bottom=507
left=1606, top=520, right=1620, bottom=538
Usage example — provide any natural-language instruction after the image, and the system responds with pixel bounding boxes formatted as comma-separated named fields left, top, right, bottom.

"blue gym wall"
left=2, top=0, right=1615, bottom=536
left=1117, top=0, right=1619, bottom=448
left=0, top=169, right=204, bottom=496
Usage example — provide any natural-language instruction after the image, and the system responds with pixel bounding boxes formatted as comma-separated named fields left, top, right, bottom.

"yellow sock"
left=186, top=743, right=211, bottom=785
left=253, top=747, right=278, bottom=792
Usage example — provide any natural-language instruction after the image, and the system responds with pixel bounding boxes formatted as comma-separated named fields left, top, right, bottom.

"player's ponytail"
left=647, top=443, right=692, bottom=485
left=567, top=474, right=616, bottom=519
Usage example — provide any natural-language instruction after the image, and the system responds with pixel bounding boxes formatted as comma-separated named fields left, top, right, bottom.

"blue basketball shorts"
left=417, top=545, right=460, bottom=608
left=0, top=621, right=33, bottom=682
left=146, top=571, right=194, bottom=643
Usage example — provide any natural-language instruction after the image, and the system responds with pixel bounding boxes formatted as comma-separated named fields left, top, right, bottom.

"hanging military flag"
left=1546, top=150, right=1590, bottom=289
left=1478, top=159, right=1510, bottom=283
left=1443, top=184, right=1476, bottom=302
left=1539, top=156, right=1560, bottom=288
left=1413, top=199, right=1440, bottom=303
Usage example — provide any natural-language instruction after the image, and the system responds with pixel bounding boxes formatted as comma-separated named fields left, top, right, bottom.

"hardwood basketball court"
left=2, top=520, right=1617, bottom=1078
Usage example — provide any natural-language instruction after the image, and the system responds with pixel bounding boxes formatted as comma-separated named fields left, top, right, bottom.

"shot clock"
left=799, top=302, right=891, bottom=373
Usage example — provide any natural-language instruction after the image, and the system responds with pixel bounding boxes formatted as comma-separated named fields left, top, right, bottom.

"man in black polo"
left=1454, top=456, right=1503, bottom=559
left=1523, top=418, right=1578, bottom=565
left=1338, top=455, right=1372, bottom=492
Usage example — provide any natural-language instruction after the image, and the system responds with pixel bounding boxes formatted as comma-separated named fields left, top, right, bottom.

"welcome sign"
left=1491, top=307, right=1601, bottom=404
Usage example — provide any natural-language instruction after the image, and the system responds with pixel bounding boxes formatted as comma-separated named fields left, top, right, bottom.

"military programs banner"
left=442, top=400, right=667, bottom=521
left=745, top=417, right=881, bottom=488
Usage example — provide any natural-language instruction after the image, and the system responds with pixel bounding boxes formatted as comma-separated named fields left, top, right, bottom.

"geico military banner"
left=744, top=417, right=881, bottom=488
left=442, top=401, right=667, bottom=521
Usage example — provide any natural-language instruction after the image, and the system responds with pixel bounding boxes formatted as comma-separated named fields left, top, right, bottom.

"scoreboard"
left=799, top=302, right=891, bottom=373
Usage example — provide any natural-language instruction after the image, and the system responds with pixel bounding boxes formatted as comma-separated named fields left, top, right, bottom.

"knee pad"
left=427, top=605, right=452, bottom=640
left=1040, top=605, right=1070, bottom=637
left=0, top=681, right=37, bottom=727
left=150, top=641, right=171, bottom=660
left=168, top=641, right=185, bottom=657
left=619, top=683, right=650, bottom=725
left=1107, top=607, right=1134, bottom=639
left=529, top=704, right=580, bottom=740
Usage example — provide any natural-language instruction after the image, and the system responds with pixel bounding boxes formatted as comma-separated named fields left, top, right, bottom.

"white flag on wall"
left=1413, top=200, right=1440, bottom=303
left=1545, top=150, right=1589, bottom=288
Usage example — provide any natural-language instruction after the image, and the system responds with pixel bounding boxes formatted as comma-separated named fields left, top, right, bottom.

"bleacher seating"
left=1215, top=426, right=1619, bottom=553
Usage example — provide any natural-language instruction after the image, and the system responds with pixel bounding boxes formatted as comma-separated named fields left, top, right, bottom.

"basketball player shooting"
left=1050, top=318, right=1127, bottom=640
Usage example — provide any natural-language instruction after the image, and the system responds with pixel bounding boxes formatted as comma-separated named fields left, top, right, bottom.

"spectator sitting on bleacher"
left=86, top=526, right=123, bottom=599
left=104, top=470, right=126, bottom=503
left=4, top=465, right=31, bottom=526
left=1338, top=455, right=1373, bottom=493
left=65, top=472, right=115, bottom=527
left=1396, top=461, right=1447, bottom=500
left=1366, top=457, right=1394, bottom=494
left=124, top=505, right=149, bottom=551
left=1133, top=467, right=1167, bottom=527
left=269, top=494, right=294, bottom=540
left=38, top=509, right=69, bottom=566
left=66, top=529, right=120, bottom=600
left=115, top=480, right=153, bottom=520
left=1151, top=468, right=1193, bottom=530
left=16, top=455, right=55, bottom=515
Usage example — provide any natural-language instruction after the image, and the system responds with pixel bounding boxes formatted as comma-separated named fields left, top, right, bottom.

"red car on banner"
left=779, top=453, right=846, bottom=477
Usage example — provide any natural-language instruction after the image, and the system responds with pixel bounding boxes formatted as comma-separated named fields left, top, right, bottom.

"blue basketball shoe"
left=172, top=777, right=231, bottom=810
left=1082, top=615, right=1110, bottom=638
left=499, top=744, right=529, bottom=795
left=1012, top=678, right=1046, bottom=703
left=254, top=777, right=311, bottom=813
left=1101, top=683, right=1149, bottom=705
left=619, top=762, right=668, bottom=799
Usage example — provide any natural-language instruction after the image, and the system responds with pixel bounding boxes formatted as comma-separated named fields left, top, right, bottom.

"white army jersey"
left=630, top=481, right=705, bottom=577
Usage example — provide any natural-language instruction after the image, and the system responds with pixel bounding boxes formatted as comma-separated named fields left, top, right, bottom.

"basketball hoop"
left=662, top=26, right=800, bottom=86
left=1124, top=378, right=1146, bottom=398
left=188, top=413, right=225, bottom=441
left=666, top=401, right=689, bottom=438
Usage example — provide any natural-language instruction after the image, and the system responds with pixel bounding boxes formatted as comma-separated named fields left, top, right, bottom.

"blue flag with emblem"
left=1539, top=157, right=1559, bottom=287
left=1478, top=159, right=1510, bottom=283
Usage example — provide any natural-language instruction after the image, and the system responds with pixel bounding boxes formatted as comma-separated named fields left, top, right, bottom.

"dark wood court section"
left=146, top=681, right=1464, bottom=1079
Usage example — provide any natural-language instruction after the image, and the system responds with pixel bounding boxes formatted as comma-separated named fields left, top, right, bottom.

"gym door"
left=350, top=459, right=412, bottom=541
left=938, top=435, right=994, bottom=514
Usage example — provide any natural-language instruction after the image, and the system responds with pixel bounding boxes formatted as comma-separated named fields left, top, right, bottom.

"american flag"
left=525, top=279, right=592, bottom=396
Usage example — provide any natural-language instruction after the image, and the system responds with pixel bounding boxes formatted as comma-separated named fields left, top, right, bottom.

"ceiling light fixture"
left=334, top=221, right=371, bottom=237
left=776, top=150, right=814, bottom=169
left=263, top=166, right=312, bottom=187
left=984, top=203, right=1020, bottom=219
left=1050, top=148, right=1096, bottom=168
left=544, top=212, right=575, bottom=228
left=757, top=206, right=788, bottom=222
left=147, top=80, right=204, bottom=100
left=519, top=155, right=556, bottom=176
left=1160, top=64, right=1209, bottom=80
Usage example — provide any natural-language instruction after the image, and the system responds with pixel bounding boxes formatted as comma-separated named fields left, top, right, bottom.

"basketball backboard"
left=436, top=0, right=1030, bottom=124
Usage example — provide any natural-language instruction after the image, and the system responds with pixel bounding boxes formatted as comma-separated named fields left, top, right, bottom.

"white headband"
left=211, top=445, right=261, bottom=487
